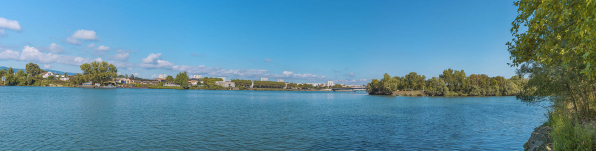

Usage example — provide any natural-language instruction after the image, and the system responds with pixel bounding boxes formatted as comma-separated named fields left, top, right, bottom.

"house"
left=42, top=71, right=55, bottom=78
left=215, top=81, right=236, bottom=88
left=189, top=78, right=200, bottom=86
left=164, top=82, right=180, bottom=87
left=132, top=79, right=160, bottom=85
left=59, top=75, right=70, bottom=81
left=154, top=78, right=166, bottom=83
left=116, top=78, right=131, bottom=84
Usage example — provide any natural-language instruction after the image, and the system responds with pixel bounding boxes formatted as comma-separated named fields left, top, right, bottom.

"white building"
left=42, top=71, right=55, bottom=78
left=215, top=81, right=236, bottom=88
left=164, top=82, right=180, bottom=87
left=261, top=77, right=268, bottom=81
left=59, top=75, right=70, bottom=81
left=193, top=75, right=202, bottom=79
left=306, top=83, right=323, bottom=87
left=277, top=79, right=284, bottom=82
left=158, top=74, right=168, bottom=79
left=326, top=81, right=335, bottom=87
left=218, top=77, right=226, bottom=82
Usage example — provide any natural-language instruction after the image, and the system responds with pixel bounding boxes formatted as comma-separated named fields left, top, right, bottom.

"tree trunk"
left=566, top=83, right=581, bottom=120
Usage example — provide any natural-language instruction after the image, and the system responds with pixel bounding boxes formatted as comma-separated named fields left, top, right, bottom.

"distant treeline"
left=366, top=69, right=527, bottom=96
left=231, top=79, right=346, bottom=89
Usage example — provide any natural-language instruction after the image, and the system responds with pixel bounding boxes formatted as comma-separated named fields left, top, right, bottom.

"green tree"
left=174, top=72, right=189, bottom=88
left=79, top=61, right=118, bottom=85
left=26, top=63, right=41, bottom=76
left=508, top=1, right=596, bottom=150
left=16, top=69, right=25, bottom=77
left=426, top=77, right=449, bottom=96
left=7, top=67, right=14, bottom=75
left=165, top=75, right=174, bottom=83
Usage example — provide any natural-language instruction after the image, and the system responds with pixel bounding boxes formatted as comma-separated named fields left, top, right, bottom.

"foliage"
left=174, top=72, right=189, bottom=88
left=80, top=61, right=118, bottom=85
left=231, top=79, right=252, bottom=87
left=165, top=75, right=174, bottom=83
left=548, top=106, right=596, bottom=150
left=26, top=62, right=42, bottom=76
left=201, top=77, right=223, bottom=86
left=507, top=0, right=596, bottom=150
left=365, top=70, right=526, bottom=96
left=7, top=67, right=14, bottom=75
left=425, top=77, right=449, bottom=96
left=254, top=81, right=285, bottom=88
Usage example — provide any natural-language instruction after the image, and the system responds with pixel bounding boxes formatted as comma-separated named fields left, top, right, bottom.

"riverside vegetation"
left=507, top=0, right=596, bottom=150
left=366, top=0, right=596, bottom=150
left=365, top=69, right=527, bottom=96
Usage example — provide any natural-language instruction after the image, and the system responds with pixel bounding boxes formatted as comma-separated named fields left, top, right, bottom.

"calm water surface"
left=0, top=87, right=547, bottom=150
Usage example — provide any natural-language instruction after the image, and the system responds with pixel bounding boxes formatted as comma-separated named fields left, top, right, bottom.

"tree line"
left=366, top=69, right=527, bottom=96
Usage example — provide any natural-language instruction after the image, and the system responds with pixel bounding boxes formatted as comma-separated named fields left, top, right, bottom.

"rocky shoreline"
left=524, top=126, right=553, bottom=151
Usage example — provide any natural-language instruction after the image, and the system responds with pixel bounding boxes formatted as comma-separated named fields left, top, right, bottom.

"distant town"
left=0, top=63, right=365, bottom=92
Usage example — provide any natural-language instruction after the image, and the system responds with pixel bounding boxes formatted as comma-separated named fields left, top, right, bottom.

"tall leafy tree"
left=165, top=75, right=174, bottom=83
left=80, top=61, right=118, bottom=85
left=174, top=72, right=189, bottom=88
left=26, top=63, right=41, bottom=76
left=7, top=67, right=14, bottom=75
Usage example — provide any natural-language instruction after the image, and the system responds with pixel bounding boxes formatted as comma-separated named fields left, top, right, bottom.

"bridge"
left=331, top=87, right=366, bottom=92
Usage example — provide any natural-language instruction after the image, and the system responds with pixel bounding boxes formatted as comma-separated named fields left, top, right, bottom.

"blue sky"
left=0, top=0, right=518, bottom=84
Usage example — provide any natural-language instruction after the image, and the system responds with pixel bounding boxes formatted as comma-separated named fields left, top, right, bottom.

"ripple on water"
left=0, top=87, right=548, bottom=150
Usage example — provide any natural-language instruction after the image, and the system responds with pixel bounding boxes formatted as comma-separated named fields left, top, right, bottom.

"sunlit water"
left=0, top=87, right=547, bottom=150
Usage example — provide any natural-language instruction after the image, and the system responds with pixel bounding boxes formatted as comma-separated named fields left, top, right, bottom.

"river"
left=0, top=87, right=547, bottom=150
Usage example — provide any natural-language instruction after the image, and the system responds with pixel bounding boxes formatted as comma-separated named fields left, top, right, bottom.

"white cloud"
left=47, top=43, right=64, bottom=53
left=43, top=64, right=51, bottom=69
left=109, top=50, right=129, bottom=61
left=0, top=17, right=21, bottom=31
left=0, top=29, right=5, bottom=36
left=19, top=46, right=102, bottom=65
left=264, top=58, right=272, bottom=62
left=0, top=49, right=20, bottom=60
left=108, top=61, right=134, bottom=71
left=359, top=79, right=368, bottom=82
left=96, top=45, right=109, bottom=51
left=65, top=29, right=99, bottom=44
left=87, top=43, right=95, bottom=48
left=142, top=53, right=162, bottom=64
left=151, top=74, right=159, bottom=78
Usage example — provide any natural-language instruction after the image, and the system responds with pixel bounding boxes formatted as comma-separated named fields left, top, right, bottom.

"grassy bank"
left=547, top=109, right=596, bottom=150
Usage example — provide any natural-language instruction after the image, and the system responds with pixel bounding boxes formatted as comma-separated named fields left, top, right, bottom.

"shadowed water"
left=0, top=87, right=547, bottom=150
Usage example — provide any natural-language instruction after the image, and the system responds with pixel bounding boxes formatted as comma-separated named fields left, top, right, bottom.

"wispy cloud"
left=264, top=58, right=272, bottom=62
left=344, top=72, right=355, bottom=77
left=109, top=50, right=130, bottom=61
left=45, top=43, right=65, bottom=53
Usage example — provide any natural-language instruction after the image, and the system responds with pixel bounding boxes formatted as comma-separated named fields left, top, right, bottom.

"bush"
left=549, top=109, right=596, bottom=150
